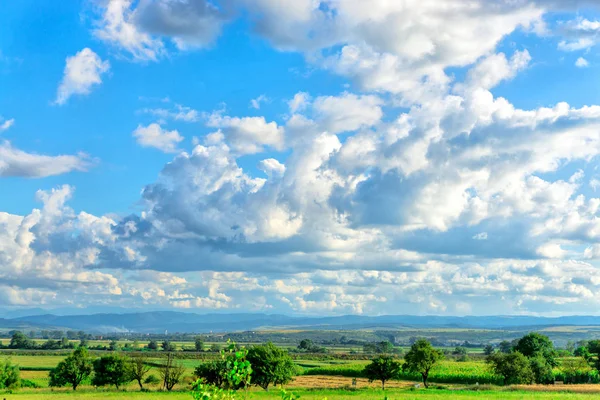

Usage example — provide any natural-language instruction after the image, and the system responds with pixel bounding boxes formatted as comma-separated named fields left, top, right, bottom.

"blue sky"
left=2, top=0, right=600, bottom=316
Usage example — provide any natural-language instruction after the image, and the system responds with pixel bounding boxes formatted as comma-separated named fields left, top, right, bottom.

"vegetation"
left=363, top=355, right=400, bottom=389
left=403, top=339, right=444, bottom=388
left=128, top=353, right=152, bottom=389
left=0, top=358, right=20, bottom=389
left=92, top=353, right=129, bottom=389
left=158, top=353, right=186, bottom=391
left=247, top=342, right=297, bottom=390
left=48, top=347, right=93, bottom=391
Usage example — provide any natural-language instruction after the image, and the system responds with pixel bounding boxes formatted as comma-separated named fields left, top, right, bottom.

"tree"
left=453, top=346, right=468, bottom=356
left=529, top=355, right=554, bottom=384
left=298, top=339, right=314, bottom=351
left=514, top=333, right=558, bottom=367
left=128, top=354, right=152, bottom=390
left=247, top=342, right=296, bottom=390
left=363, top=355, right=400, bottom=389
left=588, top=340, right=600, bottom=372
left=92, top=354, right=130, bottom=389
left=148, top=340, right=159, bottom=350
left=158, top=353, right=186, bottom=391
left=195, top=337, right=204, bottom=352
left=194, top=360, right=227, bottom=388
left=49, top=347, right=93, bottom=391
left=376, top=341, right=394, bottom=354
left=9, top=331, right=34, bottom=349
left=487, top=351, right=534, bottom=385
left=561, top=357, right=592, bottom=384
left=210, top=343, right=221, bottom=352
left=402, top=339, right=443, bottom=388
left=79, top=338, right=89, bottom=348
left=109, top=339, right=119, bottom=351
left=162, top=340, right=176, bottom=352
left=0, top=359, right=20, bottom=389
left=574, top=346, right=591, bottom=359
left=483, top=344, right=495, bottom=356
left=498, top=340, right=513, bottom=354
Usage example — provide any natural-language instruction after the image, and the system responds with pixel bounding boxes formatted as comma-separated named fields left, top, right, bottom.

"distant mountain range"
left=2, top=312, right=600, bottom=334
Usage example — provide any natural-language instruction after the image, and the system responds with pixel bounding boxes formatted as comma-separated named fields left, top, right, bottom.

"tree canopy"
left=402, top=339, right=443, bottom=388
left=246, top=342, right=297, bottom=390
left=363, top=355, right=400, bottom=389
left=49, top=347, right=93, bottom=391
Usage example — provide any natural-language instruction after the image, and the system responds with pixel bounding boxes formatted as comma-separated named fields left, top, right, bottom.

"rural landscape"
left=1, top=313, right=600, bottom=398
left=4, top=0, right=600, bottom=399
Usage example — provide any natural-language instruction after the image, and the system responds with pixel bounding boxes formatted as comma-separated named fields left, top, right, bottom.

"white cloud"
left=140, top=102, right=200, bottom=122
left=558, top=18, right=600, bottom=52
left=312, top=93, right=383, bottom=134
left=472, top=232, right=488, bottom=240
left=93, top=0, right=227, bottom=61
left=0, top=141, right=89, bottom=178
left=55, top=48, right=110, bottom=105
left=133, top=123, right=184, bottom=153
left=206, top=112, right=284, bottom=154
left=250, top=95, right=268, bottom=110
left=0, top=117, right=14, bottom=132
left=288, top=92, right=311, bottom=113
left=575, top=57, right=589, bottom=67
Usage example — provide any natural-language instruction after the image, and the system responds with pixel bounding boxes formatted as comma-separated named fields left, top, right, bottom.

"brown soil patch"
left=289, top=375, right=417, bottom=389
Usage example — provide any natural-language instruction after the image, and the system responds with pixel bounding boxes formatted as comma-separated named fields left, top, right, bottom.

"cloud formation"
left=55, top=48, right=110, bottom=105
left=4, top=0, right=600, bottom=315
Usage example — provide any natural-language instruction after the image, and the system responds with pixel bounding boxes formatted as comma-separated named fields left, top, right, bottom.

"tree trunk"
left=422, top=372, right=429, bottom=388
left=382, top=380, right=385, bottom=390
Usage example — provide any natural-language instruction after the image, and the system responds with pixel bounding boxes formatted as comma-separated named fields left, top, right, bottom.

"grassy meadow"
left=3, top=352, right=600, bottom=399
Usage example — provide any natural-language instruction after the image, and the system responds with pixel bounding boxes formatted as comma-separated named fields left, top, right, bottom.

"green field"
left=4, top=389, right=600, bottom=400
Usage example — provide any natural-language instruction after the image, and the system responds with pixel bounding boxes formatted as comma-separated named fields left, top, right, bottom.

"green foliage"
left=92, top=353, right=130, bottom=389
left=453, top=347, right=468, bottom=356
left=497, top=341, right=512, bottom=354
left=514, top=333, right=558, bottom=367
left=158, top=352, right=186, bottom=391
left=128, top=354, right=152, bottom=389
left=9, top=331, right=35, bottom=349
left=49, top=347, right=93, bottom=391
left=192, top=340, right=253, bottom=400
left=528, top=355, right=554, bottom=384
left=162, top=340, right=176, bottom=351
left=574, top=346, right=591, bottom=359
left=402, top=339, right=444, bottom=388
left=195, top=360, right=227, bottom=388
left=560, top=357, right=594, bottom=384
left=147, top=340, right=159, bottom=350
left=486, top=351, right=534, bottom=385
left=195, top=337, right=205, bottom=352
left=144, top=374, right=160, bottom=385
left=0, top=359, right=20, bottom=389
left=363, top=355, right=400, bottom=389
left=247, top=342, right=297, bottom=390
left=588, top=340, right=600, bottom=372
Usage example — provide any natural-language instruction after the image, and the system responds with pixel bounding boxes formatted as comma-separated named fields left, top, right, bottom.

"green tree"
left=246, top=342, right=296, bottom=390
left=588, top=340, right=600, bottom=372
left=195, top=337, right=205, bottom=352
left=483, top=344, right=495, bottom=356
left=9, top=331, right=34, bottom=349
left=92, top=354, right=130, bottom=389
left=49, top=347, right=93, bottom=391
left=514, top=333, right=558, bottom=367
left=453, top=346, right=468, bottom=356
left=0, top=359, right=20, bottom=389
left=162, top=340, right=176, bottom=352
left=109, top=339, right=119, bottom=351
left=487, top=351, right=534, bottom=385
left=498, top=340, right=512, bottom=354
left=529, top=355, right=554, bottom=384
left=363, top=355, right=400, bottom=389
left=376, top=341, right=394, bottom=354
left=298, top=339, right=314, bottom=351
left=402, top=339, right=443, bottom=388
left=194, top=360, right=227, bottom=388
left=128, top=354, right=152, bottom=390
left=210, top=343, right=221, bottom=352
left=147, top=340, right=159, bottom=350
left=574, top=346, right=591, bottom=359
left=159, top=353, right=186, bottom=391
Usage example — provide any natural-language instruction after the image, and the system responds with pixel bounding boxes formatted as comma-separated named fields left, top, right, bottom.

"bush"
left=0, top=359, right=20, bottom=389
left=144, top=374, right=161, bottom=385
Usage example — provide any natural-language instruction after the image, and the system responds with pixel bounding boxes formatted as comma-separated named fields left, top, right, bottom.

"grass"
left=4, top=388, right=600, bottom=400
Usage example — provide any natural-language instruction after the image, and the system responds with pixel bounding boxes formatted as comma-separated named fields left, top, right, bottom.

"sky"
left=2, top=0, right=600, bottom=316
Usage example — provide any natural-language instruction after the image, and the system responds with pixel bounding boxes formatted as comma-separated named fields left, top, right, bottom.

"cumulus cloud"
left=250, top=94, right=268, bottom=110
left=206, top=112, right=284, bottom=154
left=93, top=0, right=227, bottom=61
left=558, top=18, right=600, bottom=52
left=133, top=123, right=184, bottom=153
left=55, top=48, right=110, bottom=105
left=312, top=93, right=383, bottom=134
